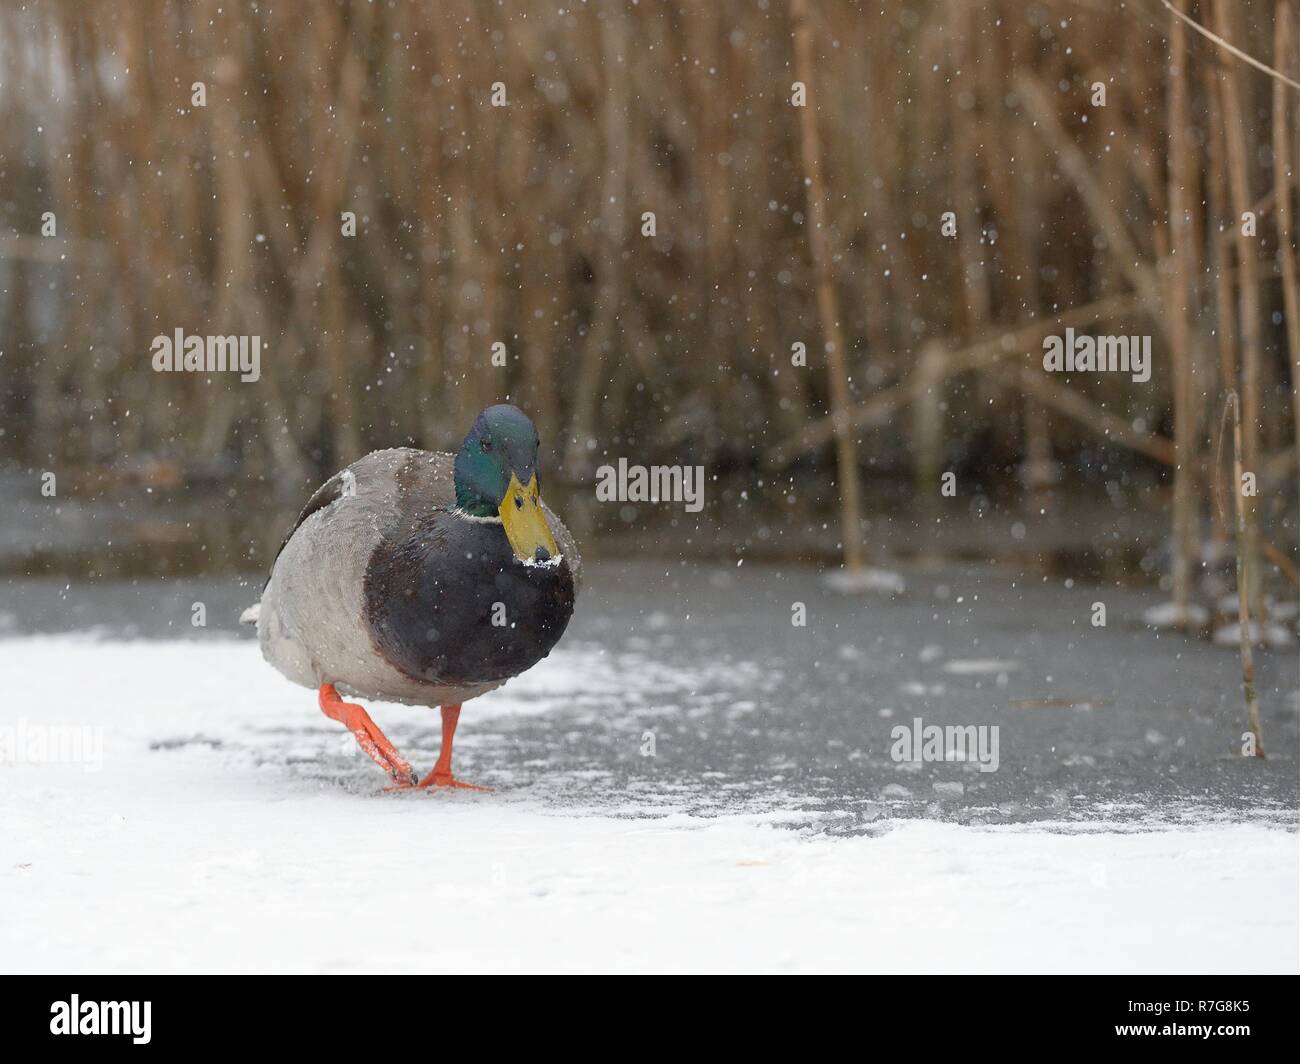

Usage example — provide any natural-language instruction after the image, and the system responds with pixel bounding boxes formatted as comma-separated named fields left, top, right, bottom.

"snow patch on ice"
left=1142, top=601, right=1210, bottom=628
left=1213, top=621, right=1295, bottom=648
left=942, top=659, right=1020, bottom=675
left=822, top=567, right=906, bottom=595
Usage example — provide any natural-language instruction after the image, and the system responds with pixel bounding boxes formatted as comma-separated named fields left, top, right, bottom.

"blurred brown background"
left=0, top=0, right=1296, bottom=590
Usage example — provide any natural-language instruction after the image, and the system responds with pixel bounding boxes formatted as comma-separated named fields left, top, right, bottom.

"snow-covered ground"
left=1, top=636, right=1296, bottom=973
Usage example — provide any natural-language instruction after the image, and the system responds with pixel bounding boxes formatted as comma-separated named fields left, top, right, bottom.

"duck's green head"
left=454, top=404, right=560, bottom=563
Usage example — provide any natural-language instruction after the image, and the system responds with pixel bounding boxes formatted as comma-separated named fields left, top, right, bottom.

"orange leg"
left=418, top=704, right=490, bottom=791
left=319, top=683, right=417, bottom=787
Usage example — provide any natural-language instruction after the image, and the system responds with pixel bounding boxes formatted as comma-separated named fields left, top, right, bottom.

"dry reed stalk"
left=564, top=0, right=629, bottom=481
left=1167, top=0, right=1199, bottom=627
left=1222, top=392, right=1265, bottom=757
left=1273, top=6, right=1300, bottom=483
left=1213, top=0, right=1264, bottom=616
left=790, top=0, right=863, bottom=571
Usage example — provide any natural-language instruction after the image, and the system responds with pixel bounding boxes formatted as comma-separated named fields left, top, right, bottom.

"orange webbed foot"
left=319, top=683, right=418, bottom=787
left=417, top=769, right=492, bottom=792
left=413, top=703, right=491, bottom=793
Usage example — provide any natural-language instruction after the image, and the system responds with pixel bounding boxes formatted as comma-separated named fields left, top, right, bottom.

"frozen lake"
left=3, top=560, right=1296, bottom=826
left=2, top=560, right=1297, bottom=971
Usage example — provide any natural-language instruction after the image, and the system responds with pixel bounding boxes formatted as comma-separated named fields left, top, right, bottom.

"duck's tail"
left=239, top=603, right=261, bottom=626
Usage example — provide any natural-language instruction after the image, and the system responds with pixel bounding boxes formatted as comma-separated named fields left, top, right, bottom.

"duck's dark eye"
left=514, top=494, right=524, bottom=510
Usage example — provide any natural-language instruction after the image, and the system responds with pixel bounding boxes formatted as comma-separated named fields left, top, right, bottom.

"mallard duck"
left=243, top=404, right=579, bottom=790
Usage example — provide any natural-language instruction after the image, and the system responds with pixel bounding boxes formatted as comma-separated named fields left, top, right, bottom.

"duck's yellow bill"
left=500, top=473, right=560, bottom=563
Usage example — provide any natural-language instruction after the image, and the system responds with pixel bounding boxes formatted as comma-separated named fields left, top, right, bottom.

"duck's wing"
left=266, top=469, right=350, bottom=581
left=265, top=448, right=454, bottom=586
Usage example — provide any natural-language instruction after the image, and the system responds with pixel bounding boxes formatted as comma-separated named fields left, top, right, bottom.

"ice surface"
left=1, top=635, right=1296, bottom=973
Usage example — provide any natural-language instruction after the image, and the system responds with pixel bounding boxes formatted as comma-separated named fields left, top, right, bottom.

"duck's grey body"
left=254, top=447, right=580, bottom=707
